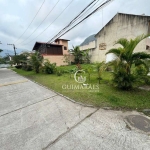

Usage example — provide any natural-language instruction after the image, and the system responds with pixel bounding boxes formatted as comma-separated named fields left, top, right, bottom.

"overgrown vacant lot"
left=13, top=64, right=150, bottom=111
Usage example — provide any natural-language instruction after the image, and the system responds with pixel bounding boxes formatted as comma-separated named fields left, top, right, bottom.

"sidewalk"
left=0, top=69, right=150, bottom=150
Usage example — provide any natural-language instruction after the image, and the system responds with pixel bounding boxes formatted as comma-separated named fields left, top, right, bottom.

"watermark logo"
left=62, top=69, right=99, bottom=92
left=74, top=70, right=86, bottom=83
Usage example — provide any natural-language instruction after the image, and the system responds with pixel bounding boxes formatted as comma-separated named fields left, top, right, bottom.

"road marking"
left=0, top=80, right=28, bottom=87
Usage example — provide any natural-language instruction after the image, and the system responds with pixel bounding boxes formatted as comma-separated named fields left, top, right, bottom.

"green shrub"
left=56, top=68, right=64, bottom=76
left=15, top=65, right=22, bottom=69
left=30, top=52, right=43, bottom=73
left=106, top=35, right=150, bottom=90
left=134, top=65, right=148, bottom=76
left=22, top=64, right=33, bottom=71
left=42, top=60, right=56, bottom=74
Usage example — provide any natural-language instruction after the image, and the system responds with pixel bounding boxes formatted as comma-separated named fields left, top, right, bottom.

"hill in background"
left=0, top=49, right=31, bottom=57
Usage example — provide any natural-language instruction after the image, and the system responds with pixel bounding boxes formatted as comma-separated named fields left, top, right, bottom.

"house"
left=32, top=39, right=73, bottom=66
left=80, top=13, right=150, bottom=63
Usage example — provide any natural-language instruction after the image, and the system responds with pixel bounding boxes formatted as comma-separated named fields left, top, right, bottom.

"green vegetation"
left=41, top=59, right=56, bottom=74
left=13, top=53, right=28, bottom=65
left=30, top=52, right=43, bottom=73
left=71, top=46, right=91, bottom=64
left=71, top=46, right=84, bottom=64
left=12, top=63, right=150, bottom=110
left=12, top=35, right=150, bottom=110
left=106, top=34, right=150, bottom=90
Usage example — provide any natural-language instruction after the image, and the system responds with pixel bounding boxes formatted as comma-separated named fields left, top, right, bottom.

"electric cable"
left=48, top=0, right=114, bottom=43
left=14, top=0, right=46, bottom=44
left=18, top=0, right=74, bottom=46
left=17, top=0, right=61, bottom=45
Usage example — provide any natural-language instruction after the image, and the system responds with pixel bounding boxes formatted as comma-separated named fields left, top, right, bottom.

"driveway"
left=0, top=68, right=150, bottom=150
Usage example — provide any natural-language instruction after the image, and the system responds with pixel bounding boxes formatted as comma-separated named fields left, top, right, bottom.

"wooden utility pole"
left=7, top=44, right=17, bottom=56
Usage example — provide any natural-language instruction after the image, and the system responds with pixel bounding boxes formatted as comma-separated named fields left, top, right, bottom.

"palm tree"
left=30, top=51, right=43, bottom=73
left=106, top=34, right=150, bottom=90
left=71, top=46, right=84, bottom=64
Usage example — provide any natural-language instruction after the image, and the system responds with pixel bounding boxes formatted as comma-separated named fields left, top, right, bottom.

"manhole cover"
left=126, top=115, right=150, bottom=133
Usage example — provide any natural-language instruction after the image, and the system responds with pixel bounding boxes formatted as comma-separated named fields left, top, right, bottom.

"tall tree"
left=106, top=34, right=150, bottom=90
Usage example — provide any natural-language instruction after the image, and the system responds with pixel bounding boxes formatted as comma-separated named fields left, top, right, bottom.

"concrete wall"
left=91, top=13, right=150, bottom=63
left=43, top=54, right=74, bottom=66
left=80, top=40, right=96, bottom=51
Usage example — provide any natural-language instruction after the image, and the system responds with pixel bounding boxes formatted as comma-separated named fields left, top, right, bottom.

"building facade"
left=80, top=13, right=150, bottom=63
left=32, top=39, right=73, bottom=66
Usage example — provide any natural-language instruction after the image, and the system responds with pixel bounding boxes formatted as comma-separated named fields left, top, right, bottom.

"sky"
left=0, top=0, right=150, bottom=53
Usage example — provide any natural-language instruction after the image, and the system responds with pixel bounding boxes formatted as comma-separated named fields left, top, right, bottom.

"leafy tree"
left=0, top=49, right=3, bottom=53
left=30, top=52, right=43, bottom=73
left=13, top=54, right=28, bottom=65
left=83, top=49, right=91, bottom=64
left=106, top=34, right=150, bottom=90
left=0, top=56, right=10, bottom=64
left=0, top=58, right=5, bottom=64
left=71, top=46, right=84, bottom=64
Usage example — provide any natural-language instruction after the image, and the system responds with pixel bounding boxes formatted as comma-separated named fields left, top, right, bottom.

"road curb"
left=11, top=69, right=96, bottom=108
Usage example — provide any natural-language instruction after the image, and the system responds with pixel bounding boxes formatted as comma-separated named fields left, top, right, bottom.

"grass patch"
left=12, top=65, right=150, bottom=110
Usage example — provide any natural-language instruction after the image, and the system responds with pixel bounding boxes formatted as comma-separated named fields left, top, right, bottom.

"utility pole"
left=0, top=41, right=2, bottom=52
left=7, top=44, right=17, bottom=56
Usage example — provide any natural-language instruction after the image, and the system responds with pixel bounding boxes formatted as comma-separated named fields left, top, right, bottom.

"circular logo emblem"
left=74, top=70, right=86, bottom=83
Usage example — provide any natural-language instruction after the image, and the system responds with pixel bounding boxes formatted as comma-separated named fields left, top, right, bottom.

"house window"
left=64, top=46, right=67, bottom=50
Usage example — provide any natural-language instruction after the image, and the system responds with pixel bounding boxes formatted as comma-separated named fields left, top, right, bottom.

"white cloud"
left=0, top=0, right=149, bottom=51
left=1, top=14, right=20, bottom=23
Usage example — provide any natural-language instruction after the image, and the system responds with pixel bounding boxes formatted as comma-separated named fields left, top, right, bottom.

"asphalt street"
left=0, top=68, right=150, bottom=150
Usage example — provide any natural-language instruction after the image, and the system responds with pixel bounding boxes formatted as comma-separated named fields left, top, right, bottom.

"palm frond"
left=106, top=48, right=122, bottom=56
left=132, top=52, right=150, bottom=60
left=134, top=59, right=149, bottom=74
left=115, top=38, right=129, bottom=48
left=126, top=34, right=150, bottom=56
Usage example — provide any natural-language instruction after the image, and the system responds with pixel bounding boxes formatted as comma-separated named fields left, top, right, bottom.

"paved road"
left=0, top=68, right=150, bottom=150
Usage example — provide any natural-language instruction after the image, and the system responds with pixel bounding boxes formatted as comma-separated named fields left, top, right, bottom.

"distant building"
left=32, top=39, right=73, bottom=66
left=80, top=13, right=150, bottom=63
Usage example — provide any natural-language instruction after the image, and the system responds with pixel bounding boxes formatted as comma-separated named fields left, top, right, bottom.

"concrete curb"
left=11, top=69, right=96, bottom=108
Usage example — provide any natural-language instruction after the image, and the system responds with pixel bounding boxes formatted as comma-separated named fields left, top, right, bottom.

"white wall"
left=91, top=14, right=150, bottom=63
left=80, top=40, right=96, bottom=51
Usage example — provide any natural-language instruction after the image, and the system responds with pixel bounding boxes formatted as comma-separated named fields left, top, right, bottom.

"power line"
left=25, top=0, right=99, bottom=45
left=48, top=0, right=114, bottom=43
left=49, top=0, right=100, bottom=42
left=72, top=0, right=106, bottom=23
left=14, top=0, right=46, bottom=44
left=49, top=0, right=107, bottom=42
left=20, top=0, right=113, bottom=49
left=20, top=0, right=74, bottom=46
left=33, top=0, right=113, bottom=53
left=17, top=0, right=61, bottom=45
